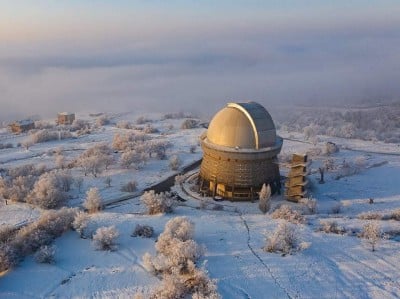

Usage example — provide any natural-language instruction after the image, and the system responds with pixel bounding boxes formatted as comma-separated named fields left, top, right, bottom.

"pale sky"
left=1, top=1, right=400, bottom=120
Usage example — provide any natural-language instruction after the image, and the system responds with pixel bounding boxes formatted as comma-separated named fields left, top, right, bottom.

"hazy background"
left=1, top=1, right=400, bottom=120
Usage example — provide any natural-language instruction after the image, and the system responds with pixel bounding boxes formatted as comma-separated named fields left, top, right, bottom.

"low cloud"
left=1, top=10, right=400, bottom=121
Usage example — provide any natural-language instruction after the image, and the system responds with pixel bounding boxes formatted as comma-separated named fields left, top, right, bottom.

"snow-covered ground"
left=1, top=112, right=400, bottom=298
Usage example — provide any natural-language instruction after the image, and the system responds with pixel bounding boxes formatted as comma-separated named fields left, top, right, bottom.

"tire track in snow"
left=239, top=213, right=294, bottom=299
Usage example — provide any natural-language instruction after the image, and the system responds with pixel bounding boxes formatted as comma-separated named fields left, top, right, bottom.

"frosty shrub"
left=143, top=216, right=220, bottom=298
left=121, top=180, right=138, bottom=193
left=300, top=197, right=317, bottom=214
left=55, top=170, right=74, bottom=192
left=212, top=204, right=224, bottom=211
left=92, top=226, right=119, bottom=251
left=143, top=124, right=158, bottom=134
left=264, top=222, right=301, bottom=255
left=34, top=120, right=54, bottom=130
left=324, top=142, right=339, bottom=155
left=120, top=150, right=146, bottom=169
left=141, top=190, right=174, bottom=215
left=136, top=116, right=151, bottom=125
left=55, top=154, right=66, bottom=169
left=151, top=273, right=186, bottom=299
left=96, top=115, right=110, bottom=127
left=71, top=119, right=91, bottom=132
left=84, top=187, right=102, bottom=214
left=76, top=144, right=113, bottom=176
left=331, top=203, right=341, bottom=214
left=390, top=209, right=400, bottom=221
left=1, top=175, right=37, bottom=203
left=0, top=225, right=18, bottom=244
left=8, top=163, right=45, bottom=179
left=271, top=205, right=305, bottom=224
left=163, top=112, right=185, bottom=120
left=303, top=125, right=316, bottom=140
left=0, top=143, right=14, bottom=150
left=174, top=174, right=185, bottom=186
left=116, top=121, right=133, bottom=129
left=22, top=140, right=34, bottom=150
left=354, top=156, right=367, bottom=169
left=360, top=221, right=381, bottom=251
left=258, top=183, right=271, bottom=214
left=358, top=212, right=383, bottom=220
left=190, top=144, right=197, bottom=153
left=319, top=221, right=345, bottom=234
left=164, top=216, right=195, bottom=241
left=132, top=224, right=154, bottom=238
left=323, top=158, right=335, bottom=171
left=30, top=129, right=72, bottom=144
left=72, top=211, right=90, bottom=238
left=11, top=208, right=75, bottom=261
left=181, top=119, right=198, bottom=129
left=27, top=172, right=67, bottom=209
left=34, top=245, right=56, bottom=264
left=0, top=244, right=18, bottom=272
left=169, top=155, right=181, bottom=171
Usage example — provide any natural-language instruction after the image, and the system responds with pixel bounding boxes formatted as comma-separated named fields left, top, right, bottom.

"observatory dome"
left=206, top=102, right=277, bottom=150
left=199, top=101, right=283, bottom=201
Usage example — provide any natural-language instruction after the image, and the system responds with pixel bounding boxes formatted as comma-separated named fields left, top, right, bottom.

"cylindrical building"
left=199, top=102, right=283, bottom=200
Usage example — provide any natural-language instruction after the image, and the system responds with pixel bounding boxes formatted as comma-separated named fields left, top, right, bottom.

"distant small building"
left=9, top=120, right=35, bottom=134
left=57, top=112, right=75, bottom=125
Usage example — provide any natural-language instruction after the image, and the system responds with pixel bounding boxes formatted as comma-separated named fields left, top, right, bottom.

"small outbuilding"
left=8, top=120, right=35, bottom=134
left=57, top=112, right=75, bottom=125
left=199, top=102, right=283, bottom=201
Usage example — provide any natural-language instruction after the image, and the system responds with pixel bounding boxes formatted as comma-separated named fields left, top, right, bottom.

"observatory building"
left=199, top=102, right=283, bottom=200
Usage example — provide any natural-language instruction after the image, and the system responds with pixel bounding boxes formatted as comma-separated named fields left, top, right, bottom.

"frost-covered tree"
left=143, top=217, right=220, bottom=298
left=92, top=226, right=119, bottom=251
left=55, top=154, right=66, bottom=169
left=271, top=205, right=305, bottom=224
left=34, top=245, right=56, bottom=264
left=76, top=144, right=113, bottom=176
left=264, top=222, right=303, bottom=254
left=120, top=150, right=145, bottom=169
left=141, top=190, right=174, bottom=215
left=258, top=183, right=271, bottom=214
left=84, top=187, right=102, bottom=213
left=121, top=180, right=138, bottom=192
left=361, top=221, right=381, bottom=251
left=72, top=211, right=90, bottom=238
left=0, top=244, right=18, bottom=272
left=181, top=119, right=198, bottom=129
left=55, top=170, right=74, bottom=192
left=169, top=155, right=181, bottom=171
left=27, top=172, right=67, bottom=209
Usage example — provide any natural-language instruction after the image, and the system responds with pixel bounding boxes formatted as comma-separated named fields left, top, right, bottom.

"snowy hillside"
left=1, top=110, right=400, bottom=298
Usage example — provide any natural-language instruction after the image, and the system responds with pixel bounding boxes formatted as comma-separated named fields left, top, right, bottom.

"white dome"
left=206, top=102, right=277, bottom=150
